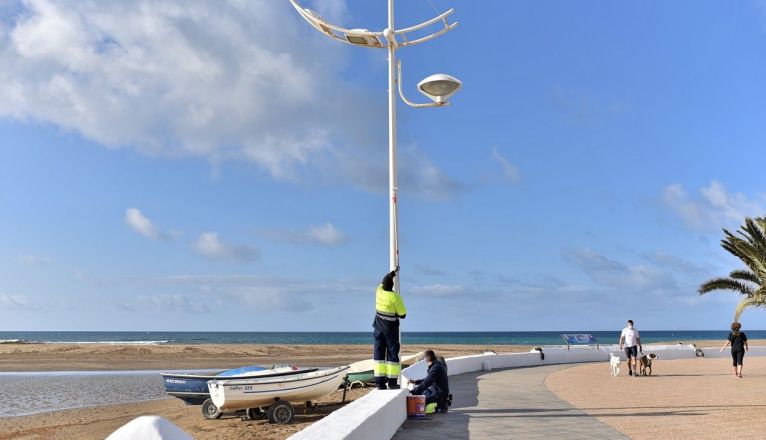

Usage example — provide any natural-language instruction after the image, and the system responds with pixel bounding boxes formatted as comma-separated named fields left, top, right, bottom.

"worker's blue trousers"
left=373, top=324, right=400, bottom=389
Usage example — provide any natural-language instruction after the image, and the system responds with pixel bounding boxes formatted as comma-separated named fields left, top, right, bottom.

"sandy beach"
left=0, top=343, right=527, bottom=372
left=1, top=340, right=762, bottom=439
left=0, top=386, right=371, bottom=440
left=1, top=339, right=752, bottom=372
left=0, top=343, right=520, bottom=440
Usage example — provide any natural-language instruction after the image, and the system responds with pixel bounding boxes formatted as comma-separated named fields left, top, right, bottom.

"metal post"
left=387, top=0, right=402, bottom=386
left=388, top=0, right=399, bottom=285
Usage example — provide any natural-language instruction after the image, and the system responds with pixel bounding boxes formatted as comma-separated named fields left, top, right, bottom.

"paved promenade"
left=547, top=357, right=766, bottom=439
left=394, top=364, right=628, bottom=440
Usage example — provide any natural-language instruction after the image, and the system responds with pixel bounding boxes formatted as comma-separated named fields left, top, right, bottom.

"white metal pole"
left=387, top=0, right=402, bottom=386
left=387, top=0, right=398, bottom=285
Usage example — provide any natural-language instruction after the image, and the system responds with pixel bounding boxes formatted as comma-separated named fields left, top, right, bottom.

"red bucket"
left=407, top=395, right=426, bottom=418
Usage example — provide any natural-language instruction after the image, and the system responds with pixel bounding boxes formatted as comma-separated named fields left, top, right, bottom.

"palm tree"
left=699, top=217, right=766, bottom=320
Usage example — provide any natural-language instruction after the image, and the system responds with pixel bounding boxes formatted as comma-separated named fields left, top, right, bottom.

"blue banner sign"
left=561, top=333, right=598, bottom=345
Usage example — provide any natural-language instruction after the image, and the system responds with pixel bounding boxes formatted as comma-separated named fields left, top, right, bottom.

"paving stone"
left=394, top=364, right=628, bottom=439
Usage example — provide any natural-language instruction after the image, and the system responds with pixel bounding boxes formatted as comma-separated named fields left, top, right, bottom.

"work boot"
left=387, top=378, right=400, bottom=390
left=375, top=377, right=387, bottom=390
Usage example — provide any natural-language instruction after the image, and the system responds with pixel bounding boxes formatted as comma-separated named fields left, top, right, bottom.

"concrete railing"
left=696, top=345, right=766, bottom=358
left=287, top=389, right=407, bottom=440
left=288, top=343, right=760, bottom=440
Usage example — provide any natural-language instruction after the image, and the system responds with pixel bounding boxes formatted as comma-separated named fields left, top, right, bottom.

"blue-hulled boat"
left=161, top=365, right=317, bottom=406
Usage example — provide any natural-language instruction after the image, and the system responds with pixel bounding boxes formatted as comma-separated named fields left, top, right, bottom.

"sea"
left=1, top=330, right=762, bottom=345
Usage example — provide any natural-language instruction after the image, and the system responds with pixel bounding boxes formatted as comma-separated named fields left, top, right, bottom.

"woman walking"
left=720, top=322, right=749, bottom=378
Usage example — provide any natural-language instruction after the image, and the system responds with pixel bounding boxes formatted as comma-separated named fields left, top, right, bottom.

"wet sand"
left=0, top=386, right=371, bottom=440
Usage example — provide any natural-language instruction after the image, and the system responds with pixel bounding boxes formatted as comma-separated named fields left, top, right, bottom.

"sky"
left=2, top=0, right=766, bottom=331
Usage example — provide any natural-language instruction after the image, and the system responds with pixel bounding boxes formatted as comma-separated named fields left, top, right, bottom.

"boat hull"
left=161, top=366, right=317, bottom=405
left=346, top=370, right=374, bottom=384
left=208, top=366, right=350, bottom=411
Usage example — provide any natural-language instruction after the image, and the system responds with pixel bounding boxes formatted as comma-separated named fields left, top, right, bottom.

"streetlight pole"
left=289, top=0, right=461, bottom=384
left=387, top=0, right=400, bottom=291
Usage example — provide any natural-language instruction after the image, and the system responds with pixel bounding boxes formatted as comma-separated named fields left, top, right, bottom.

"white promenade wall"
left=697, top=345, right=766, bottom=358
left=289, top=343, right=766, bottom=440
left=287, top=389, right=406, bottom=440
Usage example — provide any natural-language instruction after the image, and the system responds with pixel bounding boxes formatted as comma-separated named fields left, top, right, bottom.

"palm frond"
left=735, top=297, right=766, bottom=321
left=708, top=217, right=766, bottom=319
left=698, top=277, right=754, bottom=295
left=729, top=270, right=762, bottom=286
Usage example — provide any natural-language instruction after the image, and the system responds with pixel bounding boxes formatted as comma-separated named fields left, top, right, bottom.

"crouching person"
left=410, top=350, right=450, bottom=414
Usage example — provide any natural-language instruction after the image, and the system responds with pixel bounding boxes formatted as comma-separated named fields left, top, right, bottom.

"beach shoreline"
left=0, top=339, right=760, bottom=372
left=0, top=343, right=527, bottom=372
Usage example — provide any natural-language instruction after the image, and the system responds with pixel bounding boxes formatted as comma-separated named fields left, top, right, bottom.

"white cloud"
left=662, top=181, right=766, bottom=230
left=0, top=0, right=339, bottom=179
left=125, top=208, right=162, bottom=239
left=640, top=251, right=707, bottom=274
left=123, top=294, right=211, bottom=313
left=193, top=232, right=258, bottom=262
left=0, top=293, right=30, bottom=309
left=264, top=222, right=348, bottom=246
left=411, top=284, right=468, bottom=298
left=314, top=0, right=348, bottom=22
left=333, top=143, right=469, bottom=201
left=106, top=273, right=370, bottom=313
left=0, top=1, right=465, bottom=198
left=491, top=147, right=520, bottom=183
left=306, top=223, right=346, bottom=245
left=16, top=254, right=51, bottom=265
left=414, top=264, right=446, bottom=276
left=562, top=247, right=677, bottom=291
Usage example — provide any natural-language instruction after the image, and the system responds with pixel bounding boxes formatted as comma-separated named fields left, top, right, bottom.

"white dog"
left=609, top=353, right=621, bottom=376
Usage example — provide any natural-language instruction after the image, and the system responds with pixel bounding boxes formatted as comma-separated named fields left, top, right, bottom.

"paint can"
left=406, top=395, right=426, bottom=418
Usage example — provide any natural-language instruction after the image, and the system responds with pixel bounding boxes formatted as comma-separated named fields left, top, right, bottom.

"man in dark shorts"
left=619, top=319, right=642, bottom=377
left=721, top=321, right=749, bottom=378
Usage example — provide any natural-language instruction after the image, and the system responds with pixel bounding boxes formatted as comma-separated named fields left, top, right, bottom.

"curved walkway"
left=394, top=365, right=628, bottom=440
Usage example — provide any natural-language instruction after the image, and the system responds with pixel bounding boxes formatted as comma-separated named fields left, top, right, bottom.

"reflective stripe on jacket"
left=375, top=284, right=407, bottom=322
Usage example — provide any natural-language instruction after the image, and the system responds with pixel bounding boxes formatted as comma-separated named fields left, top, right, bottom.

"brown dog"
left=639, top=353, right=657, bottom=376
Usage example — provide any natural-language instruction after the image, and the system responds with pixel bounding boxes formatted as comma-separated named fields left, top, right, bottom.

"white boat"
left=208, top=366, right=350, bottom=413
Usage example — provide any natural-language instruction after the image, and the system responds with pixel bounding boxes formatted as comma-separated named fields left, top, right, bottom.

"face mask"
left=628, top=325, right=633, bottom=329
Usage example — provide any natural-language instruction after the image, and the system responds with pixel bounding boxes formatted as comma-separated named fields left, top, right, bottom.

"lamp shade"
left=417, top=74, right=462, bottom=103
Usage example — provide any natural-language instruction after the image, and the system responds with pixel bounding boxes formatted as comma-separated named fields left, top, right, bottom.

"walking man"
left=619, top=319, right=642, bottom=377
left=373, top=267, right=407, bottom=390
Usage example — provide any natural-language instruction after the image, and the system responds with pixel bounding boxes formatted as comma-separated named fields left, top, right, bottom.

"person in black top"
left=720, top=321, right=749, bottom=378
left=410, top=350, right=450, bottom=413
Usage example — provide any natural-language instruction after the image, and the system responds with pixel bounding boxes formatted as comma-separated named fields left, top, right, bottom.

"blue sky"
left=2, top=0, right=766, bottom=331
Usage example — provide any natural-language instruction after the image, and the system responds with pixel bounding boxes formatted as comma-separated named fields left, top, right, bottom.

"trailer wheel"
left=245, top=407, right=266, bottom=420
left=202, top=398, right=222, bottom=420
left=267, top=401, right=295, bottom=424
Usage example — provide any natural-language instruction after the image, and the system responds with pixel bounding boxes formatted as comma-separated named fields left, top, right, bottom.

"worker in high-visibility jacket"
left=373, top=267, right=407, bottom=390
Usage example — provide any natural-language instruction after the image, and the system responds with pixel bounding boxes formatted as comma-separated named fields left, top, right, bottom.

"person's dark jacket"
left=412, top=359, right=449, bottom=398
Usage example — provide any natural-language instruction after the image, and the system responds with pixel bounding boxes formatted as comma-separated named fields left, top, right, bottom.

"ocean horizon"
left=1, top=330, right=761, bottom=346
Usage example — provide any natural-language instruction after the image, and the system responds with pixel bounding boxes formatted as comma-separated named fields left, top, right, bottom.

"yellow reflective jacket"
left=375, top=284, right=407, bottom=322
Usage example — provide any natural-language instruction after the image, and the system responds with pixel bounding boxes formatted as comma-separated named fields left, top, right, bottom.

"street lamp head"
left=344, top=29, right=383, bottom=48
left=417, top=74, right=462, bottom=104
